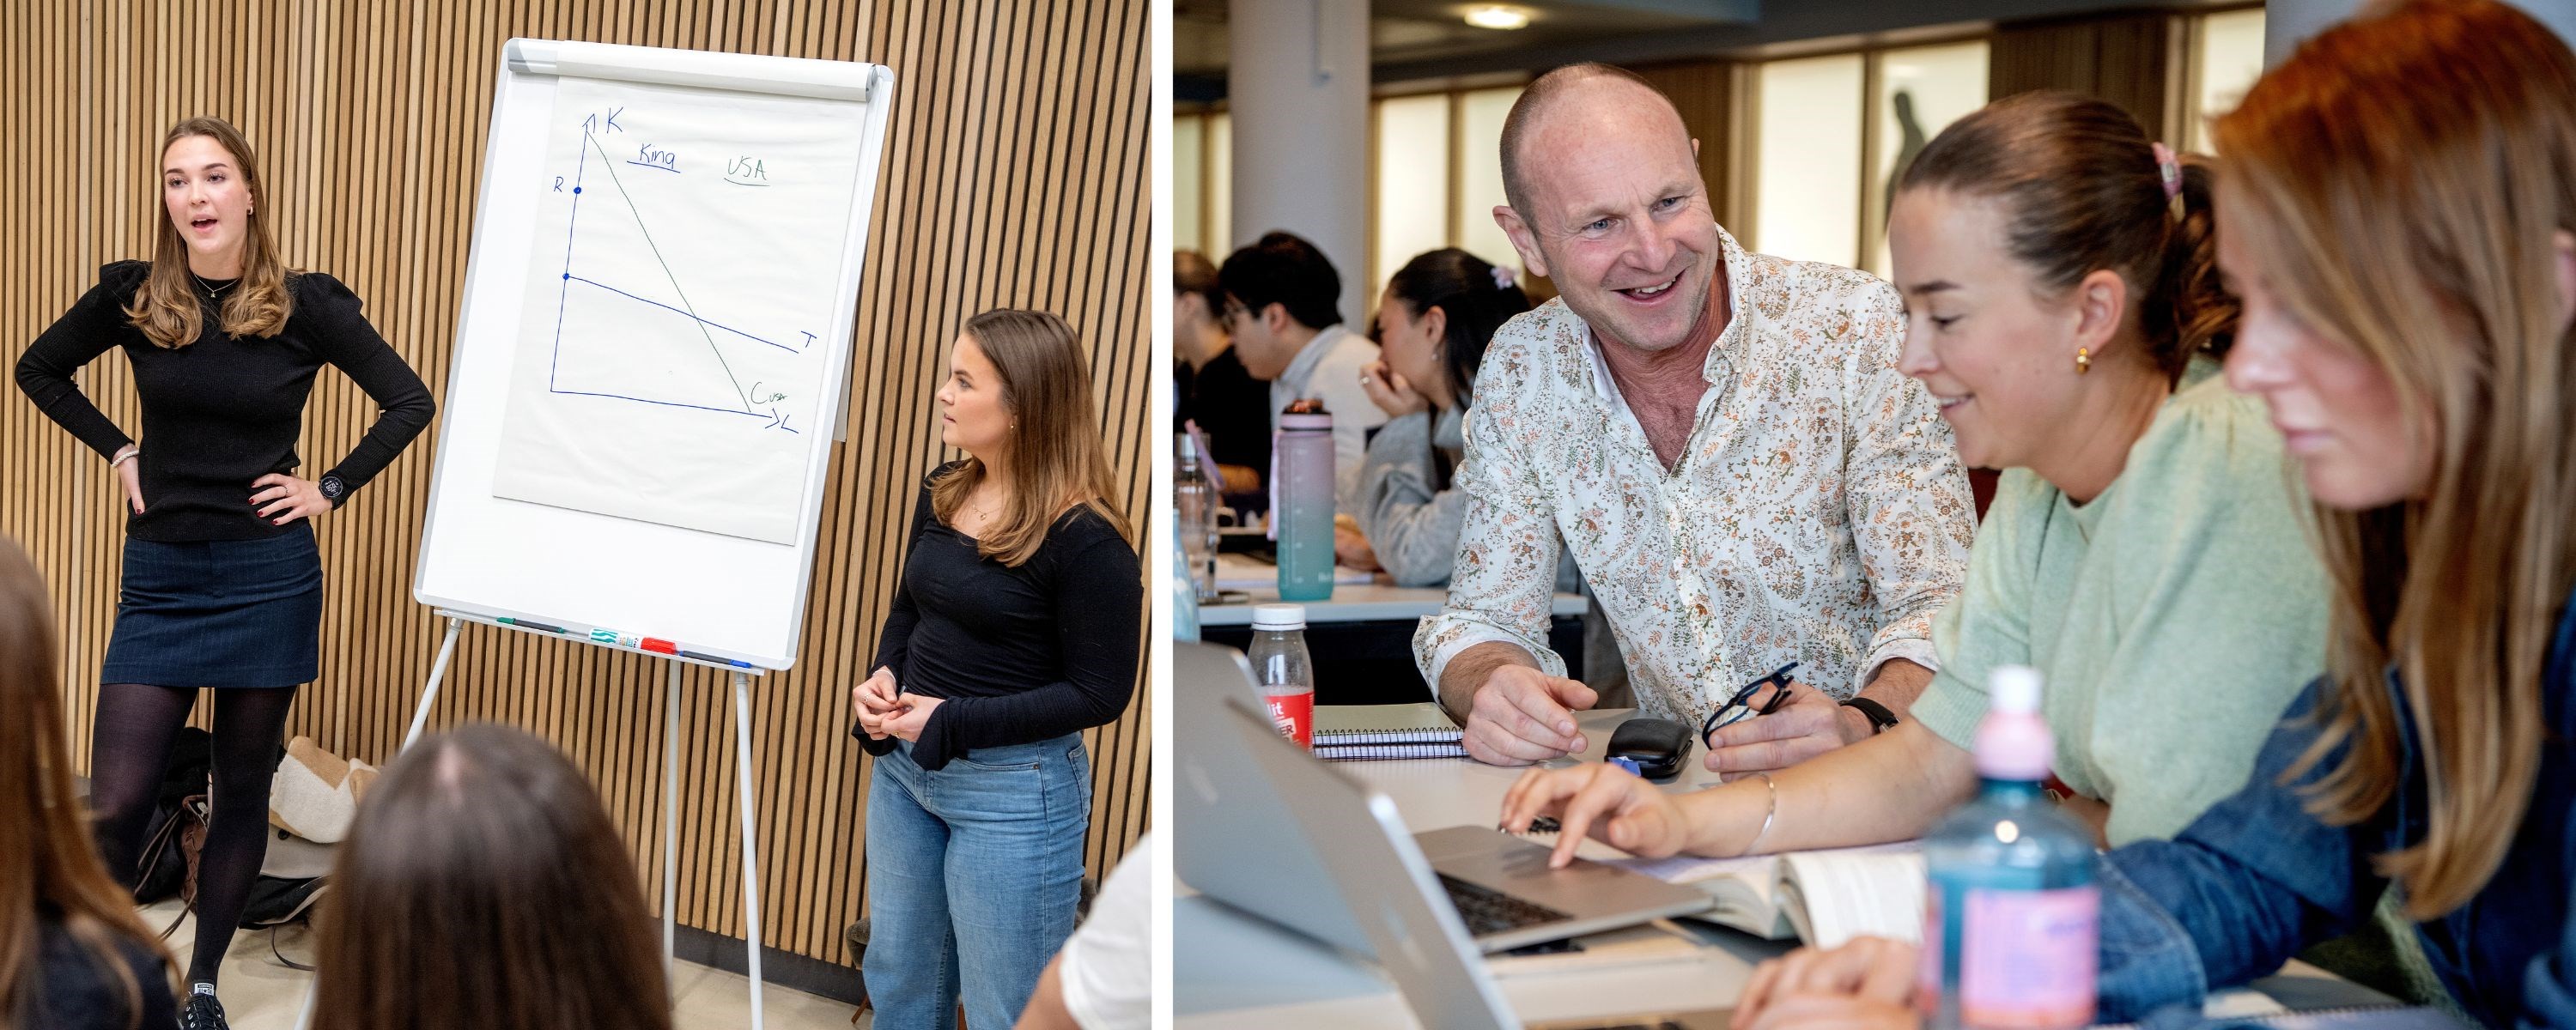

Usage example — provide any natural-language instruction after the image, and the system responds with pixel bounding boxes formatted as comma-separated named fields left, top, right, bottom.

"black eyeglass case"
left=1606, top=717, right=1692, bottom=780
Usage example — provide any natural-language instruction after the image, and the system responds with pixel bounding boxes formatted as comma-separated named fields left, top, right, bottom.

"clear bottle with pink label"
left=1919, top=665, right=2099, bottom=1030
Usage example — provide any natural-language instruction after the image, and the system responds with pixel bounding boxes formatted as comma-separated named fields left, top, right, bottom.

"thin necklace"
left=191, top=271, right=237, bottom=298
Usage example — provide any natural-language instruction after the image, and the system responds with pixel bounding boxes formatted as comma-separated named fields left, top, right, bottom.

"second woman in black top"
left=11, top=117, right=432, bottom=1030
left=851, top=308, right=1141, bottom=1030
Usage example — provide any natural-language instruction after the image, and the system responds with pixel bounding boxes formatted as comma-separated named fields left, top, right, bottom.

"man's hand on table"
left=1461, top=664, right=1598, bottom=765
left=1706, top=659, right=1931, bottom=776
left=1734, top=936, right=1921, bottom=1030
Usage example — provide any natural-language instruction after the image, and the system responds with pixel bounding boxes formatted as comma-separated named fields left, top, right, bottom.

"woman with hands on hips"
left=11, top=116, right=433, bottom=1030
left=848, top=309, right=1142, bottom=1030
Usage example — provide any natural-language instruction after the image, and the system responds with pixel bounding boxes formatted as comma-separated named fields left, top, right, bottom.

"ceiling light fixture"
left=1464, top=5, right=1531, bottom=30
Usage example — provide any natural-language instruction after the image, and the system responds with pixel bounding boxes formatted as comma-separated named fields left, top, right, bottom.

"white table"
left=1175, top=709, right=2402, bottom=1029
left=1176, top=709, right=1771, bottom=1029
left=1196, top=552, right=1586, bottom=627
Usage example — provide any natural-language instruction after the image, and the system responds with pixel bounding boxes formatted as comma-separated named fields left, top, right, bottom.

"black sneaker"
left=179, top=990, right=228, bottom=1030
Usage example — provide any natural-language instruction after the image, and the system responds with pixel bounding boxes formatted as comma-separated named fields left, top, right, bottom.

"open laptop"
left=1176, top=641, right=1731, bottom=1030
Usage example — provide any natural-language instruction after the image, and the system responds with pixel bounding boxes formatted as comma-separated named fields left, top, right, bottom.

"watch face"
left=319, top=476, right=345, bottom=500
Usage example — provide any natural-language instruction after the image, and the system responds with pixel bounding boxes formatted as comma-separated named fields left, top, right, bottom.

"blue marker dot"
left=562, top=272, right=571, bottom=280
left=572, top=186, right=581, bottom=194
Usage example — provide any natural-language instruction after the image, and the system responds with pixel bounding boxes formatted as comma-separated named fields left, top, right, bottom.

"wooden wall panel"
left=0, top=0, right=1151, bottom=972
left=1991, top=11, right=2190, bottom=146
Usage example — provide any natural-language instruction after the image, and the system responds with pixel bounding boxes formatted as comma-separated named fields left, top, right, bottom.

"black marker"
left=498, top=617, right=568, bottom=633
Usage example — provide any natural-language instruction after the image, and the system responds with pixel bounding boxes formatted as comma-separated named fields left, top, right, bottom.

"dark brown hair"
left=0, top=540, right=174, bottom=1030
left=931, top=309, right=1133, bottom=566
left=1899, top=90, right=2236, bottom=379
left=311, top=724, right=671, bottom=1030
left=126, top=117, right=295, bottom=348
left=2218, top=0, right=2576, bottom=918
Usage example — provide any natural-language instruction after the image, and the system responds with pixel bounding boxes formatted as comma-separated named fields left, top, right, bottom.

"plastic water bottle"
left=1920, top=666, right=2099, bottom=1030
left=1175, top=433, right=1218, bottom=603
left=1245, top=603, right=1315, bottom=748
left=1170, top=506, right=1200, bottom=643
left=1272, top=400, right=1336, bottom=602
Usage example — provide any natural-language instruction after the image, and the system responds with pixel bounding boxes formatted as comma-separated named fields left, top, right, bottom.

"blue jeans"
left=863, top=734, right=1091, bottom=1030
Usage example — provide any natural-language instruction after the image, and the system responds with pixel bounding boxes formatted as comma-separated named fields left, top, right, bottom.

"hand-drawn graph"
left=493, top=77, right=865, bottom=544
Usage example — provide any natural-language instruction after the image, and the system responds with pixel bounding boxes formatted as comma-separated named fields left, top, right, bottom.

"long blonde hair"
left=2215, top=0, right=2576, bottom=918
left=931, top=309, right=1132, bottom=566
left=0, top=540, right=175, bottom=1029
left=125, top=117, right=294, bottom=348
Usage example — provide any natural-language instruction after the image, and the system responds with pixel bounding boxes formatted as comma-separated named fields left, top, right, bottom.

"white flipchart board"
left=414, top=40, right=895, bottom=670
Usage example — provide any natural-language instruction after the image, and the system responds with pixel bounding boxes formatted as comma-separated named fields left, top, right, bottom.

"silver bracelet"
left=1741, top=771, right=1778, bottom=856
left=109, top=445, right=140, bottom=468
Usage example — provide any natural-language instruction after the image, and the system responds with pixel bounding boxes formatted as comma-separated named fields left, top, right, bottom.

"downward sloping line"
left=584, top=130, right=752, bottom=412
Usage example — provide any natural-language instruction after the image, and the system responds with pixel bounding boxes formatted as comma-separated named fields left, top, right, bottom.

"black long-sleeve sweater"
left=15, top=260, right=434, bottom=541
left=857, top=464, right=1143, bottom=770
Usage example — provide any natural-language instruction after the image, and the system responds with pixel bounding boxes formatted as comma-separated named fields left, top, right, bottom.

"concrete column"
left=1229, top=0, right=1370, bottom=328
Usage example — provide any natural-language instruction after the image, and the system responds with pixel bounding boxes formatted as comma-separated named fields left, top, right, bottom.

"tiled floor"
left=139, top=900, right=866, bottom=1029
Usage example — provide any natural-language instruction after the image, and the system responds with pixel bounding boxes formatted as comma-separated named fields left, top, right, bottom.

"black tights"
left=87, top=682, right=298, bottom=988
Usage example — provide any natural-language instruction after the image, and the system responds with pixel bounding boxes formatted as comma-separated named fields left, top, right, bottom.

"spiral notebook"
left=1313, top=703, right=1467, bottom=746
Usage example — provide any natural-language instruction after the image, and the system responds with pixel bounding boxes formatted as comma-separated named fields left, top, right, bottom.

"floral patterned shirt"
left=1413, top=228, right=1973, bottom=721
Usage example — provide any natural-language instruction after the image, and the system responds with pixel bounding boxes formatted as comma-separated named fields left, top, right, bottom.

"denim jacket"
left=2093, top=585, right=2576, bottom=1027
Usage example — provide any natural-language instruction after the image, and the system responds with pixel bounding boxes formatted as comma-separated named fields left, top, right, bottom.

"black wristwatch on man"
left=1841, top=696, right=1899, bottom=735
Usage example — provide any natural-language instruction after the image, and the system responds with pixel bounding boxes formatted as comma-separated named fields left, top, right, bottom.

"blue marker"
left=679, top=650, right=755, bottom=669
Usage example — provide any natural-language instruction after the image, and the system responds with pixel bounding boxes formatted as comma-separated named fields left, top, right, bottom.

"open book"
left=1609, top=842, right=1926, bottom=948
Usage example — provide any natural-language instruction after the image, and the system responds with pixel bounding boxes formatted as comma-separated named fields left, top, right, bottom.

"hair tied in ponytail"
left=2151, top=142, right=2182, bottom=203
left=1491, top=264, right=1518, bottom=290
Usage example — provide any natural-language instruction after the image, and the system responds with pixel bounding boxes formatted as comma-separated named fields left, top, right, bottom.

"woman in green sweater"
left=1498, top=91, right=2327, bottom=858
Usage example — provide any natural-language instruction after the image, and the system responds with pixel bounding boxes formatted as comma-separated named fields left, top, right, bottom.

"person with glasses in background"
left=1216, top=232, right=1388, bottom=515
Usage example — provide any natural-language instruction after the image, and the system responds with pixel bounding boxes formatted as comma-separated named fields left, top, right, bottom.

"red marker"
left=641, top=638, right=677, bottom=654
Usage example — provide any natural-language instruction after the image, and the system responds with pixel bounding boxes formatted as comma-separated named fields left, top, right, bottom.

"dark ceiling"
left=1176, top=0, right=2256, bottom=101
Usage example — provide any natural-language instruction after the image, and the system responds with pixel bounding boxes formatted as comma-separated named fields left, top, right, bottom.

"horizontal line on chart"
left=547, top=387, right=761, bottom=417
left=563, top=276, right=799, bottom=354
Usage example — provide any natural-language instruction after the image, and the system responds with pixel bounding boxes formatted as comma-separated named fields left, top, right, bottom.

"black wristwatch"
left=1842, top=696, right=1899, bottom=735
left=318, top=475, right=347, bottom=506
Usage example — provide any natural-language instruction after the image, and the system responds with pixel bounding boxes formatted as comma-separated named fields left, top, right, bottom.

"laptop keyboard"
left=1438, top=873, right=1571, bottom=936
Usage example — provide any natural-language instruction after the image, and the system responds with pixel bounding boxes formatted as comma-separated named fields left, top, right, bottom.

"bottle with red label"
left=1919, top=665, right=2099, bottom=1030
left=1246, top=603, right=1315, bottom=748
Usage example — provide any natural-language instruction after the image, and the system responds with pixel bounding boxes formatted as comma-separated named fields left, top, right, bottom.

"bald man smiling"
left=1414, top=64, right=1973, bottom=774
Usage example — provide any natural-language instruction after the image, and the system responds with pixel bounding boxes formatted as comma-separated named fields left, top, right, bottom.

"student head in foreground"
left=309, top=723, right=671, bottom=1030
left=0, top=538, right=177, bottom=1030
left=1413, top=62, right=1972, bottom=773
left=850, top=307, right=1142, bottom=1030
left=1729, top=2, right=2576, bottom=1027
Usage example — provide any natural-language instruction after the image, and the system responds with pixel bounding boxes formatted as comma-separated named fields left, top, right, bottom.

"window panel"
left=2193, top=9, right=2267, bottom=154
left=1754, top=53, right=1865, bottom=268
left=1373, top=94, right=1452, bottom=299
left=1455, top=86, right=1525, bottom=276
left=1869, top=41, right=1989, bottom=276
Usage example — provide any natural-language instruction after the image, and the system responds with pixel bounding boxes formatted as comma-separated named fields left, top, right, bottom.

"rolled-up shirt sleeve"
left=1413, top=344, right=1566, bottom=693
left=1837, top=281, right=1972, bottom=684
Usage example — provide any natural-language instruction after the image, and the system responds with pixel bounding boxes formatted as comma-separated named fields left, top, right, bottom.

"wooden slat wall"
left=1631, top=59, right=1746, bottom=233
left=1990, top=11, right=2190, bottom=146
left=0, top=0, right=1151, bottom=972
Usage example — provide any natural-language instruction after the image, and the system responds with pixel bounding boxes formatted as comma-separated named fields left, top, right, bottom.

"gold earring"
left=2075, top=347, right=2091, bottom=374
